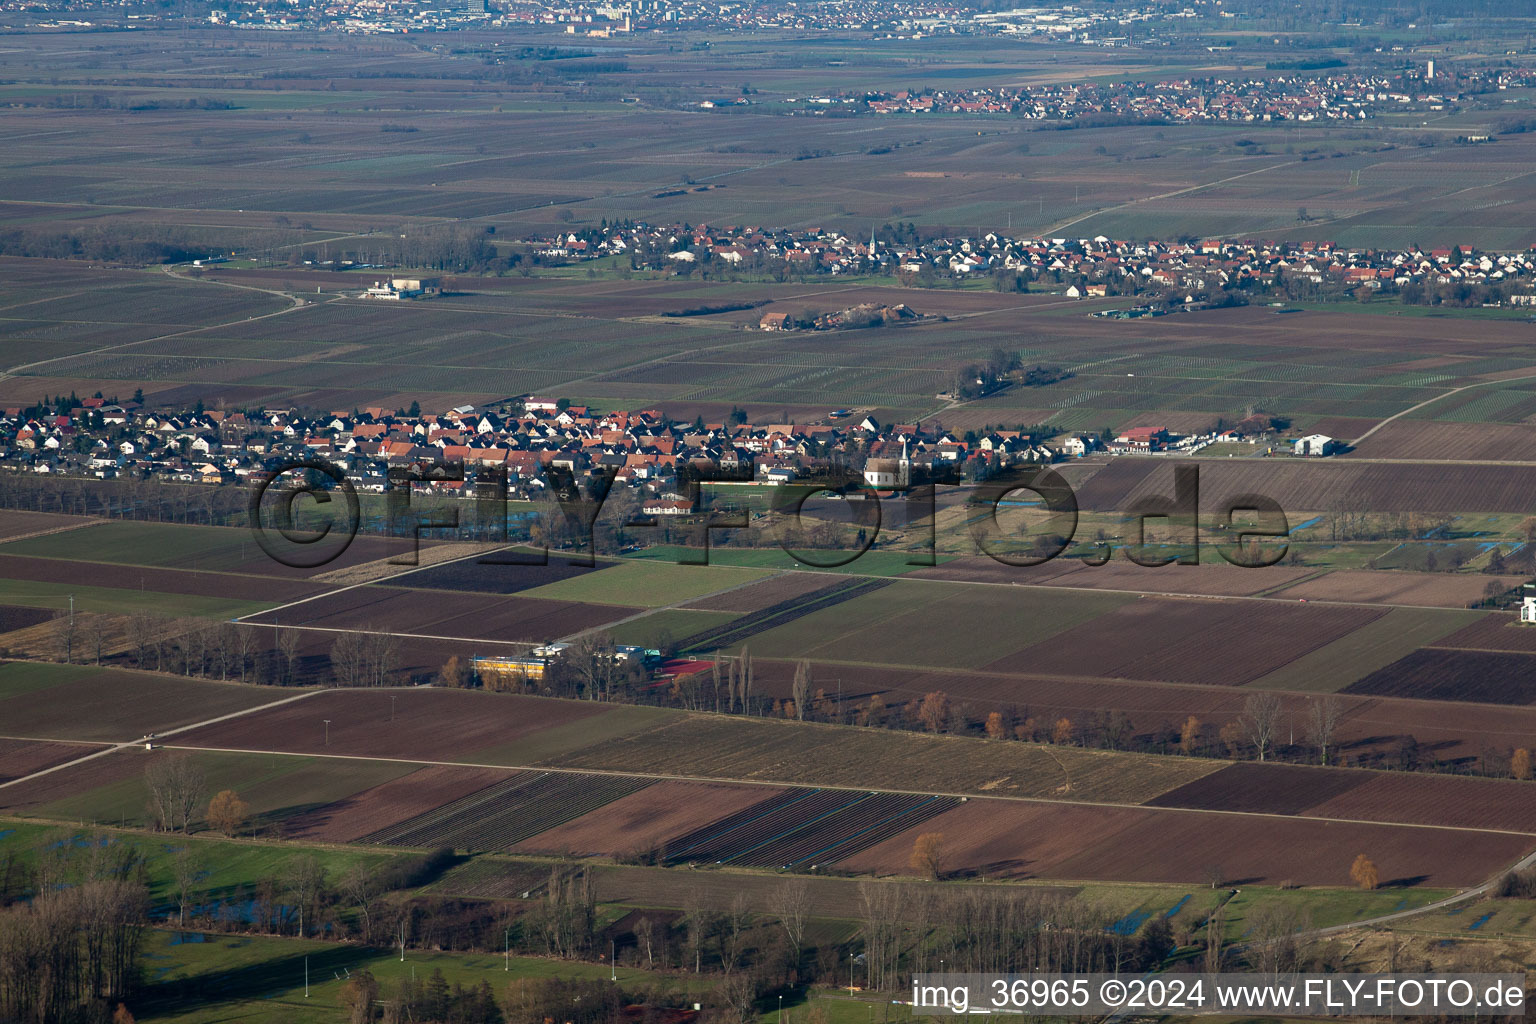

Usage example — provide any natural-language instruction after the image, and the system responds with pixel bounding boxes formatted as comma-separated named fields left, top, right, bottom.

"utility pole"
left=611, top=938, right=617, bottom=981
left=323, top=720, right=331, bottom=746
left=505, top=925, right=512, bottom=971
left=305, top=956, right=309, bottom=998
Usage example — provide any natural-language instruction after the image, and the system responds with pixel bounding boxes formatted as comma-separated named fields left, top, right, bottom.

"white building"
left=1293, top=434, right=1338, bottom=457
left=863, top=441, right=911, bottom=490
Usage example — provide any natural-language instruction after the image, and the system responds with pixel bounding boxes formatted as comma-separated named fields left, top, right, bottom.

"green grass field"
left=134, top=930, right=658, bottom=1024
left=1248, top=606, right=1486, bottom=692
left=630, top=545, right=948, bottom=577
left=23, top=750, right=413, bottom=830
left=0, top=578, right=272, bottom=619
left=732, top=579, right=1134, bottom=669
left=519, top=558, right=773, bottom=608
left=0, top=821, right=406, bottom=910
left=604, top=608, right=741, bottom=647
left=0, top=521, right=262, bottom=571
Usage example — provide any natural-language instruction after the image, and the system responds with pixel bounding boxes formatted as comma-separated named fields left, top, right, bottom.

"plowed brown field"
left=1304, top=773, right=1536, bottom=834
left=840, top=798, right=1529, bottom=887
left=987, top=597, right=1383, bottom=685
left=0, top=738, right=100, bottom=785
left=512, top=780, right=789, bottom=857
left=906, top=557, right=1311, bottom=597
left=1343, top=649, right=1536, bottom=704
left=1145, top=763, right=1371, bottom=816
left=1072, top=460, right=1536, bottom=515
left=1267, top=571, right=1518, bottom=608
left=283, top=764, right=516, bottom=842
left=0, top=554, right=327, bottom=603
left=1432, top=614, right=1536, bottom=653
left=172, top=689, right=615, bottom=763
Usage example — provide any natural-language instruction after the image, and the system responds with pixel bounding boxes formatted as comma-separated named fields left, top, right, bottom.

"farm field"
left=733, top=658, right=1536, bottom=769
left=0, top=661, right=307, bottom=741
left=1266, top=570, right=1521, bottom=608
left=0, top=737, right=102, bottom=784
left=510, top=779, right=789, bottom=859
left=1145, top=763, right=1374, bottom=816
left=1431, top=613, right=1536, bottom=653
left=603, top=608, right=739, bottom=647
left=0, top=553, right=327, bottom=604
left=537, top=712, right=1222, bottom=803
left=388, top=553, right=617, bottom=594
left=358, top=770, right=655, bottom=851
left=1248, top=606, right=1485, bottom=693
left=0, top=576, right=277, bottom=620
left=170, top=688, right=637, bottom=764
left=986, top=596, right=1384, bottom=685
left=731, top=579, right=1135, bottom=669
left=3, top=748, right=416, bottom=829
left=0, top=510, right=93, bottom=541
left=0, top=519, right=422, bottom=581
left=0, top=604, right=58, bottom=635
left=905, top=556, right=1314, bottom=597
left=514, top=558, right=774, bottom=608
left=657, top=788, right=958, bottom=870
left=1303, top=773, right=1536, bottom=835
left=241, top=585, right=639, bottom=643
left=1149, top=762, right=1536, bottom=834
left=280, top=764, right=515, bottom=842
left=1347, top=421, right=1536, bottom=462
left=839, top=797, right=1529, bottom=888
left=629, top=545, right=943, bottom=577
left=674, top=577, right=891, bottom=653
left=1342, top=648, right=1536, bottom=705
left=678, top=572, right=855, bottom=613
left=1071, top=459, right=1536, bottom=517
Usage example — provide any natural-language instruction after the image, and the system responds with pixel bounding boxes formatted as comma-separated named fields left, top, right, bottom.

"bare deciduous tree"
left=1242, top=691, right=1283, bottom=762
left=791, top=659, right=811, bottom=721
left=771, top=877, right=810, bottom=958
left=172, top=845, right=201, bottom=927
left=718, top=891, right=752, bottom=977
left=89, top=615, right=110, bottom=666
left=128, top=612, right=157, bottom=669
left=286, top=854, right=325, bottom=938
left=1305, top=695, right=1343, bottom=766
left=144, top=754, right=205, bottom=833
left=276, top=626, right=301, bottom=685
left=52, top=611, right=79, bottom=664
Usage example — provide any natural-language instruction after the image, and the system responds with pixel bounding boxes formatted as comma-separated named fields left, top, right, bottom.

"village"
left=0, top=386, right=1331, bottom=510
left=780, top=62, right=1527, bottom=122
left=535, top=222, right=1536, bottom=306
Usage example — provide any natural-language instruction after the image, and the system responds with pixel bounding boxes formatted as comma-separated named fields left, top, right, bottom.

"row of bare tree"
left=51, top=612, right=305, bottom=686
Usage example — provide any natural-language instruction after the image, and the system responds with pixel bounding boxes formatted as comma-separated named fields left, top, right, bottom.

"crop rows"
left=429, top=860, right=554, bottom=900
left=661, top=788, right=957, bottom=869
left=359, top=771, right=653, bottom=851
left=678, top=578, right=891, bottom=653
